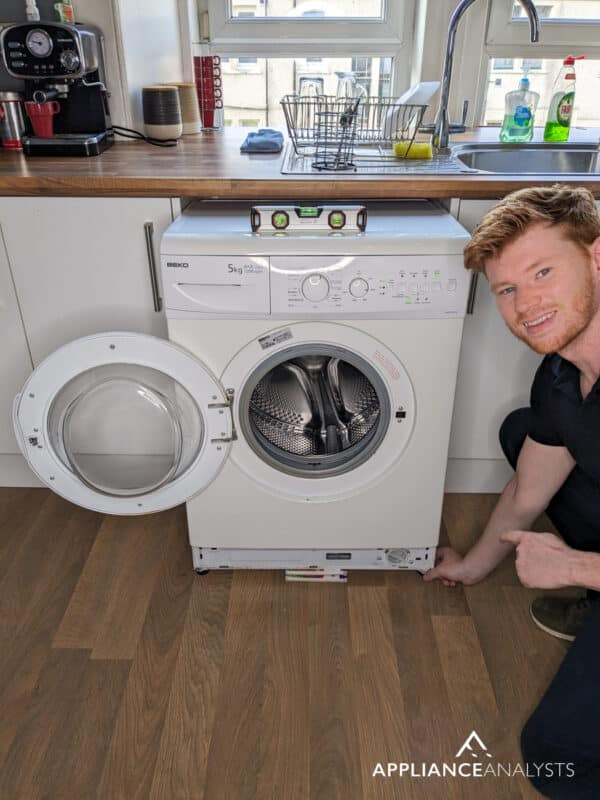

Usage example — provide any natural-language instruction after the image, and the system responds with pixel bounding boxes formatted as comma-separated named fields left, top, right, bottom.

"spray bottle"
left=543, top=55, right=584, bottom=142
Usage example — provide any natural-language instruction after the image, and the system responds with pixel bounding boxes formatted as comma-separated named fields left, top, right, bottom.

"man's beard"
left=507, top=271, right=597, bottom=355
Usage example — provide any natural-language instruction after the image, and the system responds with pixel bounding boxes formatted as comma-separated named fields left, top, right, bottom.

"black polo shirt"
left=529, top=353, right=600, bottom=486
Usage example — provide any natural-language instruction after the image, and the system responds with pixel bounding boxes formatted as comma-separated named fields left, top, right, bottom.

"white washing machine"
left=13, top=201, right=469, bottom=573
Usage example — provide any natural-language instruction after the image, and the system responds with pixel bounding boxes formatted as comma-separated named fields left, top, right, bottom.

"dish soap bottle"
left=543, top=55, right=584, bottom=142
left=500, top=76, right=539, bottom=143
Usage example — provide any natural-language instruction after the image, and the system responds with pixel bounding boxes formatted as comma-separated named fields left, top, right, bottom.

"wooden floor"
left=0, top=488, right=571, bottom=800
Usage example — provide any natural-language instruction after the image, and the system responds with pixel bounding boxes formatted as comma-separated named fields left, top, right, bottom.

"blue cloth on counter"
left=240, top=128, right=284, bottom=153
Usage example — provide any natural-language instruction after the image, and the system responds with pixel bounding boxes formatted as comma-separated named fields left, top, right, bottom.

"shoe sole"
left=529, top=604, right=576, bottom=642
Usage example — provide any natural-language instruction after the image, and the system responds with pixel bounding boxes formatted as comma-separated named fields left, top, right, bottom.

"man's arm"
left=462, top=435, right=576, bottom=579
left=425, top=435, right=576, bottom=585
left=569, top=552, right=600, bottom=591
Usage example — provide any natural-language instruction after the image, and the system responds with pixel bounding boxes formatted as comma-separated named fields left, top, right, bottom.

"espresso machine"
left=0, top=22, right=113, bottom=156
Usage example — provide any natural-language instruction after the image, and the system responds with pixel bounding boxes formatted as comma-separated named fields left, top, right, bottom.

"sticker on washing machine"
left=373, top=350, right=401, bottom=380
left=259, top=327, right=293, bottom=350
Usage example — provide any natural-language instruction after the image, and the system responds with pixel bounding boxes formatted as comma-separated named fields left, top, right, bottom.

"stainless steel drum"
left=248, top=355, right=381, bottom=468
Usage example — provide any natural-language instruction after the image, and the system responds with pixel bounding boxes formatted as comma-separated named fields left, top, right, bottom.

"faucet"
left=431, top=0, right=540, bottom=152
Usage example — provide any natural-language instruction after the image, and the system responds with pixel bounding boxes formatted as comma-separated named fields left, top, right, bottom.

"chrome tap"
left=431, top=0, right=540, bottom=152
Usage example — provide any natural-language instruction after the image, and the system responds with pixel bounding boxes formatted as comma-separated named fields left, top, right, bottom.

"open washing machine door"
left=13, top=332, right=232, bottom=515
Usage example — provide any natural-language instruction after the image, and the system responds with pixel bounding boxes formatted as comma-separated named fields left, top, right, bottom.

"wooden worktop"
left=0, top=127, right=598, bottom=199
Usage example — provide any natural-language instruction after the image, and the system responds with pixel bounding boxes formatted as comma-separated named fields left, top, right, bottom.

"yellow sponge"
left=393, top=141, right=433, bottom=159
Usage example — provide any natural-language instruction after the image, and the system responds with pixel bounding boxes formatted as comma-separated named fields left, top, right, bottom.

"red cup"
left=200, top=108, right=215, bottom=128
left=25, top=100, right=60, bottom=138
left=194, top=55, right=224, bottom=129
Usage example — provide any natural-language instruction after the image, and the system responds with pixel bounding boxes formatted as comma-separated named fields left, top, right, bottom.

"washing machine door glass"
left=14, top=333, right=231, bottom=515
left=48, top=364, right=200, bottom=496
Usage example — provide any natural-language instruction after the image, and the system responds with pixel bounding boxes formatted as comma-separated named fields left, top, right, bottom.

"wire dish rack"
left=280, top=94, right=428, bottom=171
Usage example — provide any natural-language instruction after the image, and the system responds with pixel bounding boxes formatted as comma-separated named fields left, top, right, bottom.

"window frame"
left=487, top=0, right=600, bottom=51
left=206, top=0, right=414, bottom=76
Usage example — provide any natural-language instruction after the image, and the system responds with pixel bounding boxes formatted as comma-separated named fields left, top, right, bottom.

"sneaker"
left=529, top=595, right=593, bottom=642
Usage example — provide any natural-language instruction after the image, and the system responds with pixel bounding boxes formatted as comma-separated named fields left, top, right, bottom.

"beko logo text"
left=166, top=262, right=189, bottom=268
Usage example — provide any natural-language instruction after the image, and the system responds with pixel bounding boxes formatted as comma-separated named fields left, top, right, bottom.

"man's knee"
left=520, top=713, right=549, bottom=776
left=499, top=407, right=530, bottom=469
left=520, top=713, right=567, bottom=793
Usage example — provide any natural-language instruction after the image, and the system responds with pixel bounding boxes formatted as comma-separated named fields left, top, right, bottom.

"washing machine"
left=13, top=201, right=469, bottom=573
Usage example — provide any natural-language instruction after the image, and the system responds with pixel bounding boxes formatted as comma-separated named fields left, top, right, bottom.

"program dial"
left=302, top=274, right=330, bottom=303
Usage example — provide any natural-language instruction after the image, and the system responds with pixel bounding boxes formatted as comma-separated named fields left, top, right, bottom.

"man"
left=423, top=184, right=600, bottom=799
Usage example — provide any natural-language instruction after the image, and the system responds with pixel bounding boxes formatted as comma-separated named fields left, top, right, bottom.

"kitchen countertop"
left=0, top=127, right=598, bottom=199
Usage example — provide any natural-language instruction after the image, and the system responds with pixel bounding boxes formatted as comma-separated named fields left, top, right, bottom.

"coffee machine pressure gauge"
left=25, top=28, right=53, bottom=58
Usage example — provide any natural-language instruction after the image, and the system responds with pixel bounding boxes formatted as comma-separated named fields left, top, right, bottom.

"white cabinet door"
left=0, top=226, right=33, bottom=453
left=448, top=200, right=542, bottom=461
left=0, top=198, right=173, bottom=365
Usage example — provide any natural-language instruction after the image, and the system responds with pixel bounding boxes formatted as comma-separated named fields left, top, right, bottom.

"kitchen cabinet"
left=446, top=200, right=542, bottom=492
left=0, top=224, right=33, bottom=462
left=0, top=198, right=173, bottom=365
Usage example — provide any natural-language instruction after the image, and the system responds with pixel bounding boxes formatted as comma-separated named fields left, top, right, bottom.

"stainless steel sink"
left=451, top=143, right=600, bottom=174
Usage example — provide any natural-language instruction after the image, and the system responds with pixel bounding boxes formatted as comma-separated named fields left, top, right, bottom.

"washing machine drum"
left=248, top=355, right=384, bottom=474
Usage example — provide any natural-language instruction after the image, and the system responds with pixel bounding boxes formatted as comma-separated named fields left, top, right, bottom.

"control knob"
left=349, top=277, right=369, bottom=298
left=60, top=50, right=81, bottom=71
left=302, top=274, right=330, bottom=303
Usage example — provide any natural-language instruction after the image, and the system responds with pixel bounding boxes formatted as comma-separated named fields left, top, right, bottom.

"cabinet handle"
left=144, top=221, right=162, bottom=312
left=466, top=272, right=479, bottom=315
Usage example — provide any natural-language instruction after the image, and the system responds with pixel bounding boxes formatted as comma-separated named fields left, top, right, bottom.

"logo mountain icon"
left=455, top=730, right=493, bottom=760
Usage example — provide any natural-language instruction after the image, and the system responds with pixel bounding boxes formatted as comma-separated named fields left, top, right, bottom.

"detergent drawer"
left=160, top=255, right=270, bottom=315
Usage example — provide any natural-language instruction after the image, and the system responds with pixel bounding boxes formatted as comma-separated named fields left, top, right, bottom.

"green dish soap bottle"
left=500, top=76, right=539, bottom=143
left=543, top=55, right=584, bottom=142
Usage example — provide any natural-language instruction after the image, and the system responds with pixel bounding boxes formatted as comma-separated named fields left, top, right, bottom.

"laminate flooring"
left=0, top=488, right=572, bottom=799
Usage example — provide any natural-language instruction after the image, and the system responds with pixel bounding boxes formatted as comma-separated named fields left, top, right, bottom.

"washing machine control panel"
left=270, top=255, right=469, bottom=317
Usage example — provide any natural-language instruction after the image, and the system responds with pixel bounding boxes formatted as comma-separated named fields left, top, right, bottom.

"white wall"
left=76, top=0, right=184, bottom=129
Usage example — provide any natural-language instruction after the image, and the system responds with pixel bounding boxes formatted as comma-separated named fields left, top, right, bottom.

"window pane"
left=493, top=58, right=514, bottom=70
left=483, top=57, right=600, bottom=127
left=512, top=1, right=600, bottom=21
left=229, top=0, right=385, bottom=20
left=222, top=56, right=392, bottom=128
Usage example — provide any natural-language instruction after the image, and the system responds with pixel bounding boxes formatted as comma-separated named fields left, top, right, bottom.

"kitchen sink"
left=451, top=143, right=600, bottom=174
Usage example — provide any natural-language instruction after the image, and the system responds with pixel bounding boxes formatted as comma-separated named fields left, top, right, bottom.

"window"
left=228, top=1, right=385, bottom=19
left=514, top=1, right=599, bottom=22
left=484, top=56, right=600, bottom=127
left=522, top=58, right=542, bottom=71
left=493, top=58, right=514, bottom=70
left=221, top=56, right=392, bottom=128
left=208, top=0, right=413, bottom=59
left=207, top=0, right=413, bottom=129
left=512, top=4, right=553, bottom=20
left=488, top=0, right=600, bottom=48
left=478, top=0, right=600, bottom=128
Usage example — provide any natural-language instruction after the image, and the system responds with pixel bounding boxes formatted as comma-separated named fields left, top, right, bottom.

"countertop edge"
left=0, top=175, right=599, bottom=199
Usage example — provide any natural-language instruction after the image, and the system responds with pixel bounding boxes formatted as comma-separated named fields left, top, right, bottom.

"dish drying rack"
left=280, top=94, right=427, bottom=171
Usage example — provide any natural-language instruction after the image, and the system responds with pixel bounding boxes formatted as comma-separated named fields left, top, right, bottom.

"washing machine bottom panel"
left=192, top=547, right=436, bottom=572
left=185, top=455, right=445, bottom=550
